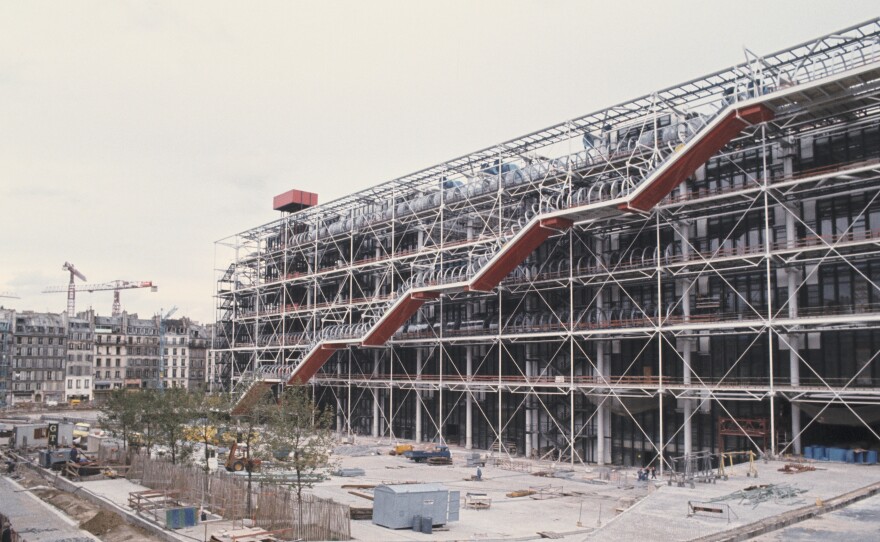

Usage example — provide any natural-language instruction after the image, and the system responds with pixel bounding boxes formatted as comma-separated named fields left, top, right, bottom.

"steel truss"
left=214, top=19, right=880, bottom=469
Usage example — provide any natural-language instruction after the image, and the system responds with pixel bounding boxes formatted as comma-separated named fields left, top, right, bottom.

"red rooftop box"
left=273, top=189, right=318, bottom=213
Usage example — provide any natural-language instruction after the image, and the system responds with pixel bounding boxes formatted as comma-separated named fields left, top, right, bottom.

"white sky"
left=1, top=1, right=877, bottom=323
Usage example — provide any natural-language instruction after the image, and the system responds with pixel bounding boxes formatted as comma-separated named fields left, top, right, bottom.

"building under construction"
left=214, top=19, right=880, bottom=468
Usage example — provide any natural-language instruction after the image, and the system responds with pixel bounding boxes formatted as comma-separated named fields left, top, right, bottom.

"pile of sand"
left=80, top=509, right=124, bottom=536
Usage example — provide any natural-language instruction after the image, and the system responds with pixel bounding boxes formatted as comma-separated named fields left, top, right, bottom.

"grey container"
left=372, top=483, right=460, bottom=529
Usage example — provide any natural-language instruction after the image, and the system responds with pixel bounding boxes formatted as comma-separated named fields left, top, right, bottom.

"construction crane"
left=0, top=292, right=20, bottom=299
left=60, top=262, right=87, bottom=318
left=43, top=279, right=157, bottom=317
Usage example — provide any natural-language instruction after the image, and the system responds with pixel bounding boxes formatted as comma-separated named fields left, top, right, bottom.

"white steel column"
left=596, top=234, right=610, bottom=465
left=336, top=359, right=343, bottom=434
left=680, top=219, right=694, bottom=456
left=415, top=348, right=423, bottom=443
left=466, top=346, right=473, bottom=449
left=786, top=204, right=803, bottom=455
left=389, top=353, right=395, bottom=440
left=372, top=350, right=379, bottom=438
left=525, top=342, right=534, bottom=459
left=466, top=217, right=475, bottom=450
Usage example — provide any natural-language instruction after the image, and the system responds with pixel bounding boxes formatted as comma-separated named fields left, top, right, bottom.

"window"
left=68, top=380, right=72, bottom=389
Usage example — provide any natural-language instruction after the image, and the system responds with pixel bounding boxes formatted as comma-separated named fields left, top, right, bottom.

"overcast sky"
left=1, top=1, right=877, bottom=323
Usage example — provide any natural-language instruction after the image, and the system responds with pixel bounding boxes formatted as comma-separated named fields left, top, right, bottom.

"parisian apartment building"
left=0, top=306, right=210, bottom=407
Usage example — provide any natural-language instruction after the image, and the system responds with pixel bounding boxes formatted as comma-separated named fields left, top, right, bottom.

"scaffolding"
left=214, top=19, right=880, bottom=470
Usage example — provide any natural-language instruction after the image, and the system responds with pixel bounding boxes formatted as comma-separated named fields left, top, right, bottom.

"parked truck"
left=404, top=445, right=451, bottom=463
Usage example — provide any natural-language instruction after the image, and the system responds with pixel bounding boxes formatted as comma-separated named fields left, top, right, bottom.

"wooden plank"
left=348, top=490, right=374, bottom=501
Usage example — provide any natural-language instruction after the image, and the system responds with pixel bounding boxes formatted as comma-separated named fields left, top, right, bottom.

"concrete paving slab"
left=587, top=459, right=880, bottom=541
left=754, top=492, right=880, bottom=542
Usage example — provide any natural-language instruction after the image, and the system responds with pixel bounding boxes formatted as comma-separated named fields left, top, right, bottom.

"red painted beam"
left=361, top=292, right=439, bottom=346
left=470, top=217, right=573, bottom=291
left=231, top=380, right=273, bottom=415
left=623, top=104, right=774, bottom=213
left=286, top=343, right=343, bottom=384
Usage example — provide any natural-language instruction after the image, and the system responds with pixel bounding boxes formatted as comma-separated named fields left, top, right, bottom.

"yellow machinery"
left=389, top=443, right=413, bottom=456
left=224, top=441, right=262, bottom=472
left=718, top=451, right=758, bottom=480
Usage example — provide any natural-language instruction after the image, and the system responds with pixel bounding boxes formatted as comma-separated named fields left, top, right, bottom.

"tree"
left=233, top=399, right=266, bottom=517
left=153, top=388, right=196, bottom=465
left=138, top=389, right=162, bottom=456
left=188, top=392, right=231, bottom=497
left=99, top=388, right=143, bottom=452
left=262, top=384, right=336, bottom=536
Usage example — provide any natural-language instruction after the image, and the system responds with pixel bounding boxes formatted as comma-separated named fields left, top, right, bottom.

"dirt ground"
left=16, top=466, right=164, bottom=542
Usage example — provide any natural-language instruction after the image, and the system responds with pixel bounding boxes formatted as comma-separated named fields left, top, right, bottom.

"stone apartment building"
left=65, top=313, right=93, bottom=402
left=0, top=308, right=14, bottom=406
left=0, top=308, right=210, bottom=405
left=8, top=311, right=66, bottom=404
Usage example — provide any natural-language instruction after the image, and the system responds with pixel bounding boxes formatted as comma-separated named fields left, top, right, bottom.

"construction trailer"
left=372, top=484, right=459, bottom=529
left=215, top=19, right=880, bottom=469
left=12, top=423, right=49, bottom=449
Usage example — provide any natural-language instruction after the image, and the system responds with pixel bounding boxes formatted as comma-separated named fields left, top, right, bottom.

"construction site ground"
left=5, top=434, right=879, bottom=542
left=317, top=437, right=880, bottom=541
left=754, top=491, right=880, bottom=541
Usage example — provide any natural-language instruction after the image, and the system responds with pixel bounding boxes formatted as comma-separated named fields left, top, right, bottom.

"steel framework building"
left=214, top=19, right=880, bottom=469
